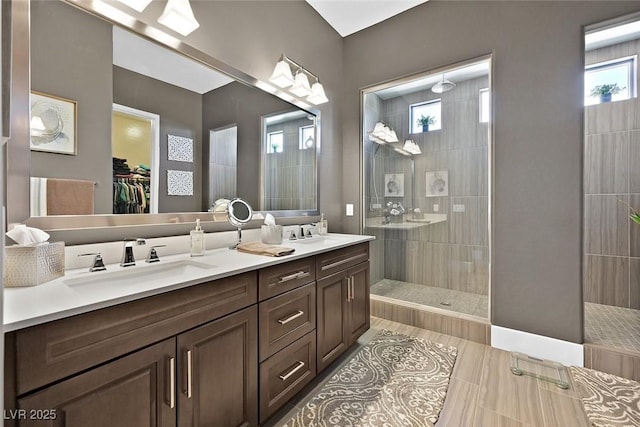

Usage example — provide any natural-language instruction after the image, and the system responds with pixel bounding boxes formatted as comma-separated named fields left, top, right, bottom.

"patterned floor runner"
left=570, top=366, right=640, bottom=426
left=281, top=329, right=457, bottom=427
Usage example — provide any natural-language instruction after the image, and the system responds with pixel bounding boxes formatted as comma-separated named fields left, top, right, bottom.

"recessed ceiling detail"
left=305, top=0, right=429, bottom=37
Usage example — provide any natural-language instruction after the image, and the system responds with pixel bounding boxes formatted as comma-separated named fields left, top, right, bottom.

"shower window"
left=410, top=100, right=441, bottom=133
left=479, top=88, right=490, bottom=123
left=584, top=56, right=636, bottom=106
left=266, top=130, right=284, bottom=154
left=299, top=125, right=314, bottom=150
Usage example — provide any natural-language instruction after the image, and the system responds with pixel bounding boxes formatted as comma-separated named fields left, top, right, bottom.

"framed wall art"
left=385, top=173, right=404, bottom=197
left=426, top=170, right=449, bottom=197
left=30, top=91, right=77, bottom=155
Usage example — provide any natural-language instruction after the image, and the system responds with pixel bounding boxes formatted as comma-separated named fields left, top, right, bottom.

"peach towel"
left=46, top=178, right=95, bottom=215
left=236, top=241, right=295, bottom=257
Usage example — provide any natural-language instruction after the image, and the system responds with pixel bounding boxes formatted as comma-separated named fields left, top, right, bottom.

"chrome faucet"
left=121, top=238, right=146, bottom=267
left=78, top=253, right=106, bottom=272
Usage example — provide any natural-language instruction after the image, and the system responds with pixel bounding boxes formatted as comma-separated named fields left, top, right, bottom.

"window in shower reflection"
left=362, top=56, right=492, bottom=320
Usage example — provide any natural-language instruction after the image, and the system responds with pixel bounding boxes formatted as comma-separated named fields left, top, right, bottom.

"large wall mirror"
left=9, top=0, right=320, bottom=235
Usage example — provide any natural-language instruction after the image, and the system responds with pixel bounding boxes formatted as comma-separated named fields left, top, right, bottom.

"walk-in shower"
left=362, top=57, right=492, bottom=320
left=583, top=14, right=640, bottom=363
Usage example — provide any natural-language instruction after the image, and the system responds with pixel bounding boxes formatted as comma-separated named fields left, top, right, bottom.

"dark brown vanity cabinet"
left=4, top=241, right=371, bottom=427
left=5, top=272, right=259, bottom=427
left=316, top=244, right=370, bottom=374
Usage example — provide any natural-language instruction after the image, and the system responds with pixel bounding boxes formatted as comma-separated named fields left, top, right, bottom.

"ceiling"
left=305, top=0, right=430, bottom=37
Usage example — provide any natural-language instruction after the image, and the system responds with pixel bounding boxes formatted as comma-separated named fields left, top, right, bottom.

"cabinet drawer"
left=259, top=283, right=316, bottom=361
left=259, top=332, right=316, bottom=423
left=13, top=272, right=257, bottom=396
left=316, top=242, right=369, bottom=279
left=259, top=257, right=315, bottom=300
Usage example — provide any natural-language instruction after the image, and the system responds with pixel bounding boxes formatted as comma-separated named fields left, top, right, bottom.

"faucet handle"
left=289, top=230, right=297, bottom=240
left=78, top=253, right=107, bottom=272
left=146, top=245, right=166, bottom=263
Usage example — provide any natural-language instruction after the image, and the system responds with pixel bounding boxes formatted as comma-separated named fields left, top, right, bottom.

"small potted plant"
left=590, top=83, right=624, bottom=103
left=417, top=115, right=436, bottom=132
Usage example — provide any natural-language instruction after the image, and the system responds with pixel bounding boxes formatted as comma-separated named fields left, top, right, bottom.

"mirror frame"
left=9, top=0, right=321, bottom=240
left=228, top=198, right=253, bottom=227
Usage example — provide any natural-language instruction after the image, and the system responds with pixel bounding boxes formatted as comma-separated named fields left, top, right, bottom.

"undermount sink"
left=65, top=259, right=216, bottom=288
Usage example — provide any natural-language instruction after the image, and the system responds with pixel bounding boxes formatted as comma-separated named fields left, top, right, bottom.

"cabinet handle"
left=350, top=277, right=355, bottom=301
left=321, top=252, right=367, bottom=271
left=279, top=361, right=305, bottom=381
left=346, top=277, right=352, bottom=301
left=167, top=356, right=175, bottom=409
left=278, top=310, right=304, bottom=325
left=277, top=271, right=309, bottom=283
left=186, top=349, right=193, bottom=399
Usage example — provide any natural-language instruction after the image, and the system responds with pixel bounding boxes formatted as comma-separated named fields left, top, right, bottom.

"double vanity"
left=4, top=234, right=373, bottom=426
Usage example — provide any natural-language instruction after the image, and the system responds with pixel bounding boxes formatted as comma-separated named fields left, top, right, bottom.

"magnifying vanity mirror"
left=227, top=198, right=253, bottom=249
left=7, top=0, right=321, bottom=241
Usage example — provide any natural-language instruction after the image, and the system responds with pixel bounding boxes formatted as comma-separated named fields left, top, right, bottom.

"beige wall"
left=343, top=1, right=640, bottom=343
left=112, top=112, right=152, bottom=171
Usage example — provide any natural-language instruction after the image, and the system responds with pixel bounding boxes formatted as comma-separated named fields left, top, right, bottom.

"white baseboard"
left=491, top=325, right=583, bottom=367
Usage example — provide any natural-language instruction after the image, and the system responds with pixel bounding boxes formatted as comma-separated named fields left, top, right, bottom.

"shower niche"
left=362, top=56, right=492, bottom=321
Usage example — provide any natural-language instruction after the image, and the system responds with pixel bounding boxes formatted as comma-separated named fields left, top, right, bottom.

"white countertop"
left=365, top=213, right=447, bottom=230
left=4, top=233, right=374, bottom=332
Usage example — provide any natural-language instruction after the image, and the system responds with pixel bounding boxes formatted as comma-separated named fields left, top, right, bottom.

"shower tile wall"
left=263, top=118, right=316, bottom=210
left=365, top=77, right=489, bottom=296
left=584, top=39, right=640, bottom=310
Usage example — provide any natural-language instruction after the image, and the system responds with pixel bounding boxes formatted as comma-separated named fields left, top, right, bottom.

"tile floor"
left=265, top=317, right=590, bottom=427
left=371, top=279, right=488, bottom=318
left=584, top=302, right=640, bottom=353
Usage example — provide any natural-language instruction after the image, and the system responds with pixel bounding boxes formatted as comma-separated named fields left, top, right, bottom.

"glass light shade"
left=269, top=60, right=294, bottom=88
left=388, top=129, right=399, bottom=143
left=158, top=0, right=200, bottom=36
left=307, top=82, right=329, bottom=105
left=116, top=0, right=152, bottom=12
left=432, top=77, right=456, bottom=93
left=290, top=72, right=312, bottom=97
left=403, top=139, right=421, bottom=155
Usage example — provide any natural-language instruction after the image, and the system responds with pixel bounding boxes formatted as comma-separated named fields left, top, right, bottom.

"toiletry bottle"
left=318, top=213, right=328, bottom=236
left=190, top=219, right=205, bottom=256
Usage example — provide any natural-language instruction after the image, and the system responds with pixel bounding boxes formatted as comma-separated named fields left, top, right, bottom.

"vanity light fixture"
left=157, top=0, right=200, bottom=36
left=268, top=54, right=329, bottom=105
left=290, top=70, right=312, bottom=97
left=402, top=139, right=422, bottom=155
left=369, top=121, right=399, bottom=144
left=116, top=0, right=153, bottom=12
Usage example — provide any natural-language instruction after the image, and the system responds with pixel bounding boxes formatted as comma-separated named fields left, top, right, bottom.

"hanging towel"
left=30, top=177, right=48, bottom=216
left=47, top=178, right=95, bottom=215
left=236, top=241, right=295, bottom=257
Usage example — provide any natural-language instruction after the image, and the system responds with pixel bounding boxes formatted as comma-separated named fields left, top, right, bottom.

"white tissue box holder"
left=4, top=242, right=65, bottom=287
left=261, top=225, right=283, bottom=245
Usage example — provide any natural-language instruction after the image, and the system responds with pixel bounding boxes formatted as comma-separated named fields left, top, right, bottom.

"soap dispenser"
left=190, top=219, right=205, bottom=257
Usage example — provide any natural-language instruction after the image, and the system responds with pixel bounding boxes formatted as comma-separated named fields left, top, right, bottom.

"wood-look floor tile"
left=435, top=378, right=478, bottom=427
left=478, top=348, right=546, bottom=425
left=538, top=388, right=589, bottom=427
left=473, top=407, right=533, bottom=427
left=451, top=340, right=486, bottom=385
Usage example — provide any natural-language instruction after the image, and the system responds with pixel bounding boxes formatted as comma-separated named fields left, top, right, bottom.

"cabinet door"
left=177, top=306, right=258, bottom=427
left=316, top=270, right=349, bottom=374
left=18, top=339, right=176, bottom=427
left=347, top=261, right=370, bottom=345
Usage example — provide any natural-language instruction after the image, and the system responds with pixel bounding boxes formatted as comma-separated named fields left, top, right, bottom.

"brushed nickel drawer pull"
left=346, top=277, right=352, bottom=301
left=321, top=253, right=367, bottom=271
left=186, top=350, right=193, bottom=399
left=167, top=356, right=175, bottom=409
left=278, top=271, right=310, bottom=283
left=279, top=361, right=305, bottom=381
left=350, top=278, right=355, bottom=301
left=278, top=310, right=304, bottom=325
